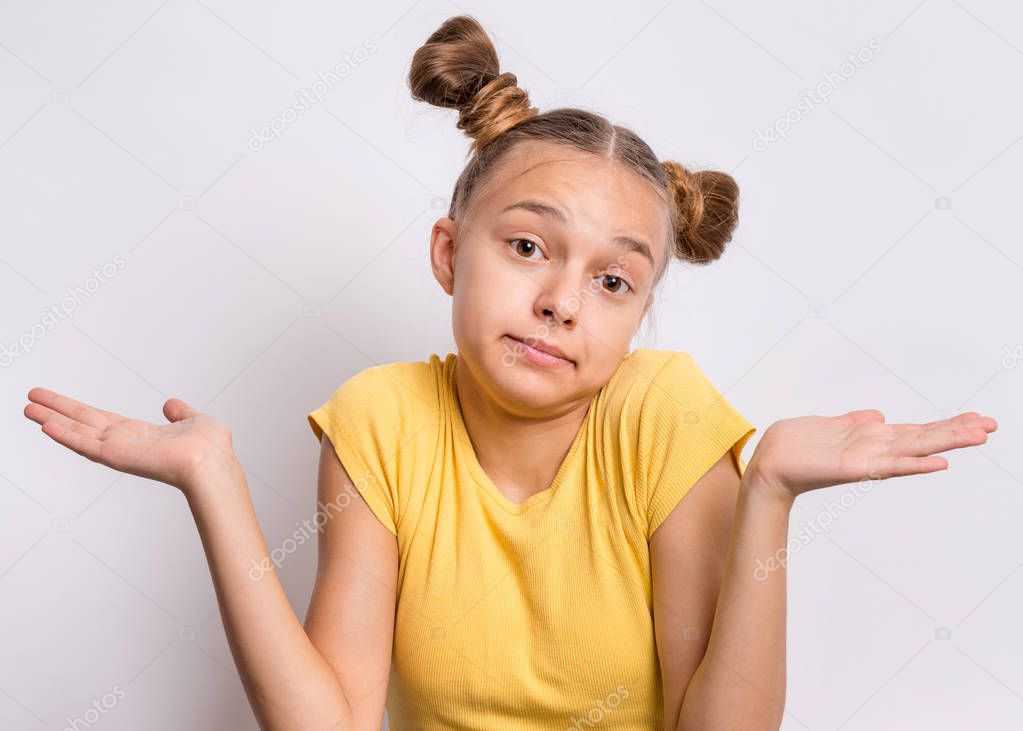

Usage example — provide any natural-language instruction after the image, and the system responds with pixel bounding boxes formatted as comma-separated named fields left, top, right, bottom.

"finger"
left=163, top=397, right=199, bottom=423
left=845, top=408, right=885, bottom=424
left=961, top=413, right=999, bottom=432
left=40, top=419, right=105, bottom=463
left=875, top=455, right=949, bottom=478
left=892, top=424, right=988, bottom=458
left=26, top=387, right=120, bottom=430
left=889, top=412, right=997, bottom=436
left=25, top=403, right=102, bottom=440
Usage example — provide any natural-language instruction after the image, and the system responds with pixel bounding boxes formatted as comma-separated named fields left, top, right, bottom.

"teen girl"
left=24, top=15, right=997, bottom=731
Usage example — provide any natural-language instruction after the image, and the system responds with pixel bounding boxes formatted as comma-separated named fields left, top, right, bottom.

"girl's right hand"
left=23, top=388, right=237, bottom=497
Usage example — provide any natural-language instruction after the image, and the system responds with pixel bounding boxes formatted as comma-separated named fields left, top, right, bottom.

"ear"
left=429, top=216, right=459, bottom=296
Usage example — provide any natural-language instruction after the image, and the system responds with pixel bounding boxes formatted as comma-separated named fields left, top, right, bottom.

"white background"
left=2, top=1, right=1021, bottom=729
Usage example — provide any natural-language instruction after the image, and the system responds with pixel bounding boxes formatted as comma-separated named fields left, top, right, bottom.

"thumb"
left=845, top=408, right=885, bottom=424
left=164, top=397, right=200, bottom=423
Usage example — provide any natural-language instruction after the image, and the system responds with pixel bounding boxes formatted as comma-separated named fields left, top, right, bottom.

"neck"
left=453, top=355, right=591, bottom=503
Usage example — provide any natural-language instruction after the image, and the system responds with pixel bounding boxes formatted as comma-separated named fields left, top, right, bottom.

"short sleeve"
left=636, top=352, right=757, bottom=540
left=307, top=366, right=413, bottom=536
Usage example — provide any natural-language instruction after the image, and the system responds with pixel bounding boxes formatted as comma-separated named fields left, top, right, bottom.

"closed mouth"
left=508, top=335, right=573, bottom=363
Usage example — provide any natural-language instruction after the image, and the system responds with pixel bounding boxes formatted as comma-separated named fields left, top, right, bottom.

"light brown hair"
left=408, top=14, right=740, bottom=285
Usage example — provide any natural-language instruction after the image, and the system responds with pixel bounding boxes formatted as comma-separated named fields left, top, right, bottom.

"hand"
left=747, top=409, right=998, bottom=502
left=24, top=388, right=237, bottom=497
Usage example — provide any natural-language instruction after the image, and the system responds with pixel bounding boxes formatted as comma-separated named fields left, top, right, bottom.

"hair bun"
left=408, top=15, right=538, bottom=153
left=662, top=161, right=739, bottom=264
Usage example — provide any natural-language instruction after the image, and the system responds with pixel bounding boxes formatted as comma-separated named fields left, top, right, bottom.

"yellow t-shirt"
left=307, top=348, right=757, bottom=730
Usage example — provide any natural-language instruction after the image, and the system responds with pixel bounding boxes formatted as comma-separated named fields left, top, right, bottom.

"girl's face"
left=430, top=139, right=671, bottom=414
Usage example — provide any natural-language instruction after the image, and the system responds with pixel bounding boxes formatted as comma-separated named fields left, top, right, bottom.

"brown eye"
left=510, top=238, right=544, bottom=260
left=602, top=274, right=632, bottom=295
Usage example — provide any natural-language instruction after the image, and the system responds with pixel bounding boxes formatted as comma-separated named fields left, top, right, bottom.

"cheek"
left=451, top=251, right=526, bottom=335
left=456, top=248, right=534, bottom=311
left=574, top=294, right=641, bottom=330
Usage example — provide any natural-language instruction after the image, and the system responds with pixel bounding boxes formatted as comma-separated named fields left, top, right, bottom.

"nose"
left=535, top=272, right=580, bottom=328
left=540, top=304, right=573, bottom=327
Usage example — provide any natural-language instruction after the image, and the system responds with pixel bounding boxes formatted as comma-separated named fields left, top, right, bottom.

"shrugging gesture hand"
left=747, top=409, right=998, bottom=501
left=24, top=387, right=236, bottom=496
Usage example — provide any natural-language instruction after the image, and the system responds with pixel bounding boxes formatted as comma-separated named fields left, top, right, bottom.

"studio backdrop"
left=2, top=1, right=1021, bottom=729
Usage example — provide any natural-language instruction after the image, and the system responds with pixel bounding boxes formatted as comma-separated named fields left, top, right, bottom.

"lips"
left=508, top=335, right=572, bottom=363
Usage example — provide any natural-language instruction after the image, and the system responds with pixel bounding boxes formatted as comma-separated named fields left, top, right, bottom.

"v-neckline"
left=446, top=357, right=593, bottom=514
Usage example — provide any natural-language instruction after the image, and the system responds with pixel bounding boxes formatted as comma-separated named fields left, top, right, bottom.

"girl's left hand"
left=747, top=409, right=998, bottom=501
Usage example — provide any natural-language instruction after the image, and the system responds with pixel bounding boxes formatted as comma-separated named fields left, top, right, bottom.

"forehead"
left=471, top=140, right=669, bottom=242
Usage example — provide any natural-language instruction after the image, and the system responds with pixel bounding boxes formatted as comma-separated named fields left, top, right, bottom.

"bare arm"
left=651, top=452, right=790, bottom=731
left=23, top=388, right=397, bottom=731
left=184, top=434, right=398, bottom=730
left=654, top=409, right=998, bottom=730
left=303, top=434, right=398, bottom=730
left=187, top=459, right=359, bottom=729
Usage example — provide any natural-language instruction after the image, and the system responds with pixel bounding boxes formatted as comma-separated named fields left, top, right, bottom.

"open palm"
left=24, top=387, right=235, bottom=493
left=750, top=409, right=998, bottom=499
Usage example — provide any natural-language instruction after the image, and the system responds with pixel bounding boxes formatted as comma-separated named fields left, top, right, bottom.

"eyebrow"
left=499, top=198, right=656, bottom=269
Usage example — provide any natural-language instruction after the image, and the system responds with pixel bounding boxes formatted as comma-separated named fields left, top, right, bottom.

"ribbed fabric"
left=306, top=349, right=757, bottom=730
